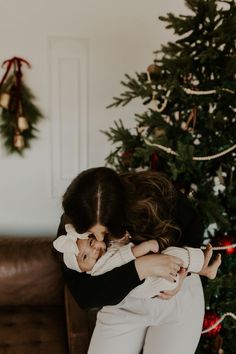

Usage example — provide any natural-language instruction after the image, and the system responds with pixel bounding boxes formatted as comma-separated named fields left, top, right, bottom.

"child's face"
left=76, top=236, right=106, bottom=272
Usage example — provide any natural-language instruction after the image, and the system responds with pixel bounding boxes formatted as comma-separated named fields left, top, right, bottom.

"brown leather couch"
left=0, top=236, right=97, bottom=354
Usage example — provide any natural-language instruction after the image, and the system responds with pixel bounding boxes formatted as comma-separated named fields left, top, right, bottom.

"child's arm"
left=129, top=245, right=203, bottom=299
left=162, top=246, right=204, bottom=273
left=90, top=240, right=159, bottom=276
left=131, top=240, right=159, bottom=258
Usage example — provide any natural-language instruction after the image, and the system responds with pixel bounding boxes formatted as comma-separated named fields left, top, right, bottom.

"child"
left=53, top=224, right=221, bottom=297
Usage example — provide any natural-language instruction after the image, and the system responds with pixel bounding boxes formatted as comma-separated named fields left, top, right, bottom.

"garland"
left=146, top=70, right=235, bottom=113
left=202, top=312, right=236, bottom=334
left=144, top=138, right=236, bottom=161
left=0, top=57, right=43, bottom=154
left=201, top=243, right=236, bottom=251
left=183, top=87, right=235, bottom=95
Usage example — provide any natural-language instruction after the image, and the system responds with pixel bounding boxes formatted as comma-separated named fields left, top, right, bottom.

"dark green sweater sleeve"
left=56, top=215, right=142, bottom=309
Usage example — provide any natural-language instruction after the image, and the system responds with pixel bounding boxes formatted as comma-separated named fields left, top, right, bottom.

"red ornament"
left=150, top=152, right=159, bottom=171
left=121, top=150, right=132, bottom=167
left=222, top=239, right=235, bottom=255
left=202, top=310, right=222, bottom=337
left=212, top=234, right=235, bottom=255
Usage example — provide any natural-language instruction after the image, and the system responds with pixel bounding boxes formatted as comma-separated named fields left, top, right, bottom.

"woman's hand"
left=135, top=253, right=183, bottom=282
left=158, top=268, right=188, bottom=299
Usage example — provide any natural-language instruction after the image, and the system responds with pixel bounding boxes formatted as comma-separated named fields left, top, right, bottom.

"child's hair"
left=63, top=167, right=180, bottom=251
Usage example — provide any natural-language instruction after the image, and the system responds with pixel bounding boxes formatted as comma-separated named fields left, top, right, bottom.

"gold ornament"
left=181, top=122, right=188, bottom=131
left=147, top=63, right=160, bottom=74
left=0, top=92, right=10, bottom=109
left=14, top=132, right=24, bottom=149
left=181, top=106, right=197, bottom=132
left=154, top=127, right=165, bottom=138
left=18, top=116, right=29, bottom=131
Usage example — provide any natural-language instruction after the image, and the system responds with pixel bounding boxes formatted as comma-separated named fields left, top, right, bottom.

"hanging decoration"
left=0, top=56, right=43, bottom=154
left=181, top=106, right=197, bottom=132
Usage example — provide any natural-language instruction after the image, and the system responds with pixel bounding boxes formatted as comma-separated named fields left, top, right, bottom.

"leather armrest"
left=64, top=285, right=90, bottom=354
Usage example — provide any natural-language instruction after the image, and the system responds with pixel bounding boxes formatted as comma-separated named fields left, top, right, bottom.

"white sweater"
left=88, top=242, right=204, bottom=298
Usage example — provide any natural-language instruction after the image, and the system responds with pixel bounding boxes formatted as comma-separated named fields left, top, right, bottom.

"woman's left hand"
left=158, top=268, right=187, bottom=300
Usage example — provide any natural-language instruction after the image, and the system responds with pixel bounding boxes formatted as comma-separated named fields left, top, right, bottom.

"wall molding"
left=49, top=37, right=89, bottom=197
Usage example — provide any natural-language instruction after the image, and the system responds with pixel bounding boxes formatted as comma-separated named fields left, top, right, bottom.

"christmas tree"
left=104, top=1, right=236, bottom=352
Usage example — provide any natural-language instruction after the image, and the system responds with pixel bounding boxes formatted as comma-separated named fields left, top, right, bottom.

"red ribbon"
left=0, top=57, right=31, bottom=89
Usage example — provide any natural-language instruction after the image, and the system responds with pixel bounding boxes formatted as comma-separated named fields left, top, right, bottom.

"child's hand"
left=132, top=240, right=159, bottom=258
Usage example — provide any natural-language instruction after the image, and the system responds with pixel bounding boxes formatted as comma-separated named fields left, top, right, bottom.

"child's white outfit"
left=88, top=241, right=204, bottom=298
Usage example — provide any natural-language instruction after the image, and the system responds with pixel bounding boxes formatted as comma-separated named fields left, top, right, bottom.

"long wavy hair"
left=62, top=167, right=180, bottom=250
left=120, top=171, right=180, bottom=250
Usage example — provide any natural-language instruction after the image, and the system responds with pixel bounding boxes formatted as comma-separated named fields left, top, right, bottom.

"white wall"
left=0, top=0, right=188, bottom=236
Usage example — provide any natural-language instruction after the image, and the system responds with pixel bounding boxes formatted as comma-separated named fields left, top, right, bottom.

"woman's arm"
left=63, top=261, right=141, bottom=308
left=57, top=215, right=183, bottom=308
left=57, top=215, right=142, bottom=308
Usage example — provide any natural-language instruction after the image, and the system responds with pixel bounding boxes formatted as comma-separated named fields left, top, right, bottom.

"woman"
left=56, top=167, right=205, bottom=354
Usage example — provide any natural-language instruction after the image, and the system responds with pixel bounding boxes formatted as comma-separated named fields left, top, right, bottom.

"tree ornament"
left=181, top=106, right=197, bottom=132
left=14, top=131, right=24, bottom=149
left=180, top=73, right=193, bottom=85
left=223, top=239, right=235, bottom=255
left=0, top=57, right=43, bottom=155
left=154, top=127, right=165, bottom=138
left=150, top=151, right=159, bottom=171
left=121, top=150, right=132, bottom=167
left=202, top=310, right=222, bottom=337
left=0, top=92, right=10, bottom=109
left=17, top=116, right=29, bottom=131
left=147, top=63, right=160, bottom=74
left=209, top=234, right=236, bottom=254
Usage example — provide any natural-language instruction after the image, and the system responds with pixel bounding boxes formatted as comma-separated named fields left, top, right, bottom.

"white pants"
left=88, top=274, right=204, bottom=354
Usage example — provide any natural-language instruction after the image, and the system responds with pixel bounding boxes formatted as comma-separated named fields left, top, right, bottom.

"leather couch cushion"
left=0, top=237, right=64, bottom=306
left=0, top=305, right=68, bottom=354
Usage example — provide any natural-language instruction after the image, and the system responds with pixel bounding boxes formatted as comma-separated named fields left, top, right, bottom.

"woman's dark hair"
left=63, top=167, right=180, bottom=250
left=120, top=171, right=180, bottom=250
left=62, top=167, right=128, bottom=238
